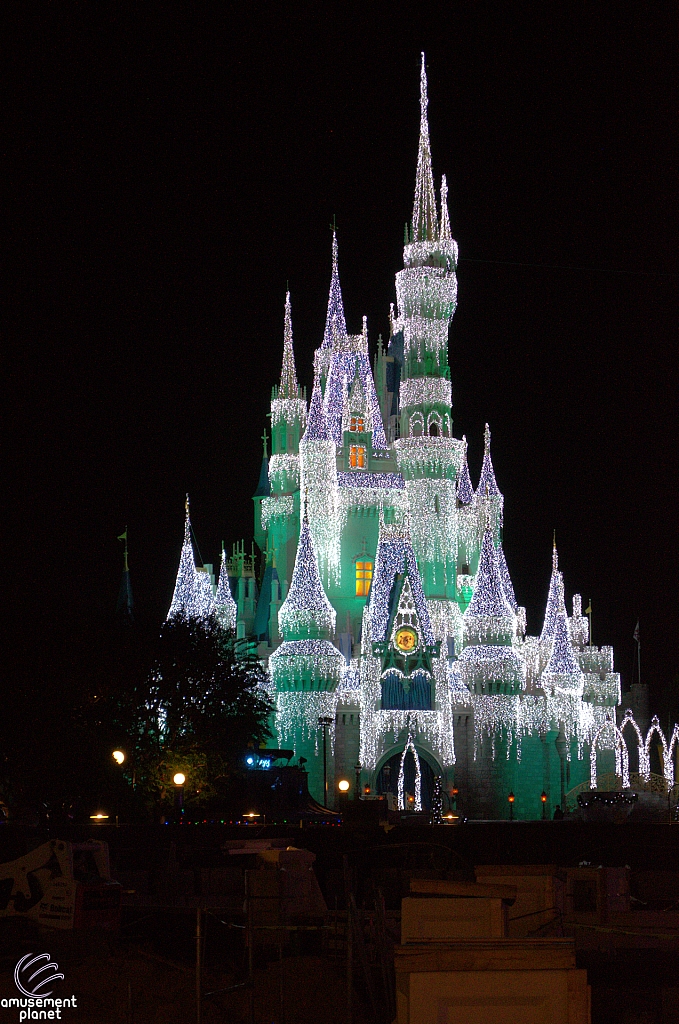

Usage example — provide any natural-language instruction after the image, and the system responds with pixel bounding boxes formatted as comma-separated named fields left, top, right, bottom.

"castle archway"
left=375, top=743, right=440, bottom=810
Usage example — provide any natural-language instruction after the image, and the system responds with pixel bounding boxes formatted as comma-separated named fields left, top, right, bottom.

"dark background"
left=5, top=7, right=677, bottom=719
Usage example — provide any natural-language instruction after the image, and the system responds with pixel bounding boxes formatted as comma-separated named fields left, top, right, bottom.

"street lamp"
left=541, top=791, right=548, bottom=820
left=508, top=791, right=515, bottom=821
left=112, top=750, right=125, bottom=765
left=318, top=716, right=333, bottom=806
left=338, top=779, right=350, bottom=793
left=173, top=772, right=186, bottom=815
left=451, top=786, right=459, bottom=811
left=354, top=763, right=361, bottom=802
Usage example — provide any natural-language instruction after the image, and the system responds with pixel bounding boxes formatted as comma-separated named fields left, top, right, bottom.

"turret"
left=318, top=234, right=388, bottom=451
left=167, top=495, right=202, bottom=621
left=269, top=508, right=343, bottom=689
left=541, top=600, right=583, bottom=698
left=395, top=54, right=458, bottom=389
left=458, top=528, right=525, bottom=695
left=215, top=546, right=237, bottom=631
left=269, top=291, right=307, bottom=495
left=475, top=424, right=504, bottom=541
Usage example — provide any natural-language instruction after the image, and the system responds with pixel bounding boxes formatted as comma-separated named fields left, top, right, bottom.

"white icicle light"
left=398, top=730, right=422, bottom=811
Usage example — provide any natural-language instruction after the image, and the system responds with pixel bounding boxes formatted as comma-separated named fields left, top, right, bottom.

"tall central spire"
left=279, top=291, right=299, bottom=398
left=412, top=53, right=438, bottom=243
left=322, top=231, right=348, bottom=349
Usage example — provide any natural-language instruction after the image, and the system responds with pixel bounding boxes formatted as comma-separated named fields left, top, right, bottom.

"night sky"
left=6, top=8, right=677, bottom=715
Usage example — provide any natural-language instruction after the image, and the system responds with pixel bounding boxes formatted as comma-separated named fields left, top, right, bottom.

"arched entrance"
left=376, top=746, right=436, bottom=810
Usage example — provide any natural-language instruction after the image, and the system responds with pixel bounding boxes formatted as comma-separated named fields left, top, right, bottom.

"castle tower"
left=167, top=495, right=204, bottom=621
left=269, top=508, right=343, bottom=805
left=393, top=55, right=464, bottom=618
left=264, top=292, right=307, bottom=593
left=215, top=545, right=237, bottom=631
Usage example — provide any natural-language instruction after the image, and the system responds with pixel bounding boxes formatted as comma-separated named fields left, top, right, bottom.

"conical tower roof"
left=457, top=436, right=474, bottom=505
left=167, top=495, right=201, bottom=621
left=412, top=53, right=438, bottom=243
left=215, top=547, right=237, bottom=630
left=539, top=538, right=562, bottom=646
left=321, top=231, right=348, bottom=350
left=279, top=291, right=299, bottom=398
left=465, top=528, right=514, bottom=620
left=476, top=423, right=501, bottom=498
left=278, top=508, right=336, bottom=639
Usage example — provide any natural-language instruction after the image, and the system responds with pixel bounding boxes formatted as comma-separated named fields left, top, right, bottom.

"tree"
left=107, top=614, right=272, bottom=817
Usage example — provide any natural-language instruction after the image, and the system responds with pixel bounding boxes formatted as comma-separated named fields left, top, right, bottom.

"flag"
left=117, top=530, right=127, bottom=542
left=633, top=621, right=640, bottom=644
left=584, top=601, right=592, bottom=615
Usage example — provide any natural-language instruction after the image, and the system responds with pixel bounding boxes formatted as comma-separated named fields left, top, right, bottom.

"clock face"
left=395, top=627, right=418, bottom=653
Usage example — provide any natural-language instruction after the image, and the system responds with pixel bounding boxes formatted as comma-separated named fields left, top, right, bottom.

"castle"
left=166, top=55, right=637, bottom=820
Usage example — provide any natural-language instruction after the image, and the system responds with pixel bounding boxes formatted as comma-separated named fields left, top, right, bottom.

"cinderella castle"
left=164, top=55, right=648, bottom=821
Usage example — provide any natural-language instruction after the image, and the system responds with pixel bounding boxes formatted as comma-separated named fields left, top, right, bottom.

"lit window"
left=356, top=560, right=373, bottom=597
left=350, top=416, right=365, bottom=432
left=350, top=445, right=366, bottom=468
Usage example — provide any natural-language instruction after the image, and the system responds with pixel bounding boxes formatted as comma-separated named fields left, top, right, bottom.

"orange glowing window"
left=356, top=560, right=373, bottom=597
left=350, top=416, right=365, bottom=433
left=350, top=445, right=366, bottom=468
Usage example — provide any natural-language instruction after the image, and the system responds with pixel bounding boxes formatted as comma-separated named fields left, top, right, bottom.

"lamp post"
left=318, top=717, right=333, bottom=807
left=508, top=791, right=515, bottom=821
left=451, top=786, right=459, bottom=812
left=173, top=772, right=186, bottom=816
left=354, top=763, right=361, bottom=802
left=338, top=778, right=350, bottom=815
left=541, top=791, right=548, bottom=820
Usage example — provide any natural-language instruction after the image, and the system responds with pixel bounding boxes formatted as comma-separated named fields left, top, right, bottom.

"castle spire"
left=439, top=174, right=452, bottom=241
left=215, top=545, right=237, bottom=630
left=279, top=290, right=299, bottom=398
left=539, top=538, right=563, bottom=647
left=476, top=424, right=501, bottom=498
left=322, top=231, right=348, bottom=349
left=166, top=494, right=201, bottom=621
left=457, top=436, right=474, bottom=505
left=412, top=53, right=438, bottom=243
left=465, top=528, right=514, bottom=621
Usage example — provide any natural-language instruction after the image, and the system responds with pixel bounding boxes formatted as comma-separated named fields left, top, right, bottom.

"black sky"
left=6, top=6, right=677, bottom=713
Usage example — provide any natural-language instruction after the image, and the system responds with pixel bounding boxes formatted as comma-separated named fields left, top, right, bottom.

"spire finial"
left=261, top=427, right=269, bottom=459
left=185, top=493, right=190, bottom=515
left=420, top=51, right=428, bottom=120
left=322, top=230, right=347, bottom=349
left=552, top=530, right=558, bottom=570
left=412, top=52, right=438, bottom=243
left=440, top=174, right=452, bottom=240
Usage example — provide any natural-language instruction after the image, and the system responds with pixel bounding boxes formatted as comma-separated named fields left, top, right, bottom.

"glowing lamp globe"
left=338, top=779, right=350, bottom=792
left=112, top=750, right=125, bottom=765
left=173, top=773, right=186, bottom=787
